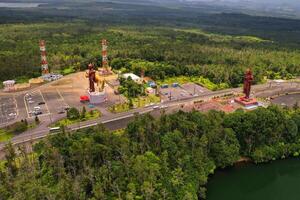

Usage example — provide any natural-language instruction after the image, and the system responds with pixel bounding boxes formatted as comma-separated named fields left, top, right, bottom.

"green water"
left=207, top=159, right=300, bottom=200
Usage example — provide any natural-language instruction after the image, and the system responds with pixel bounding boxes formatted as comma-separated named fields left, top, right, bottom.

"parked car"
left=161, top=84, right=169, bottom=89
left=34, top=111, right=43, bottom=115
left=38, top=102, right=45, bottom=105
left=88, top=104, right=95, bottom=108
left=34, top=106, right=41, bottom=111
left=8, top=113, right=17, bottom=117
left=172, top=83, right=179, bottom=87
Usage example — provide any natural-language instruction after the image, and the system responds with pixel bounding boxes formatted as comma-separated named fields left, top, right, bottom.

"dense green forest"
left=1, top=22, right=300, bottom=87
left=1, top=1, right=300, bottom=87
left=1, top=106, right=300, bottom=199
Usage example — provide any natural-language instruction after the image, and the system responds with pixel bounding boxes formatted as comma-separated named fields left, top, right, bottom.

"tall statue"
left=243, top=68, right=253, bottom=99
left=86, top=63, right=105, bottom=93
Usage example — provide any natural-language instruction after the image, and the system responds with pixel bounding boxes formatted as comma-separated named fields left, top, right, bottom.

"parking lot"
left=24, top=90, right=49, bottom=118
left=160, top=86, right=191, bottom=101
left=181, top=83, right=211, bottom=96
left=0, top=96, right=18, bottom=125
left=41, top=89, right=69, bottom=114
left=160, top=83, right=211, bottom=102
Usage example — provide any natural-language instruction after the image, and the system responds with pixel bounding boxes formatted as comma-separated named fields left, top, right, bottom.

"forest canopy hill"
left=0, top=23, right=299, bottom=88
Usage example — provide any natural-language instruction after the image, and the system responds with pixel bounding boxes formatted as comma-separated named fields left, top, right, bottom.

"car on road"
left=38, top=102, right=46, bottom=105
left=160, top=105, right=168, bottom=109
left=153, top=105, right=160, bottom=109
left=28, top=100, right=34, bottom=104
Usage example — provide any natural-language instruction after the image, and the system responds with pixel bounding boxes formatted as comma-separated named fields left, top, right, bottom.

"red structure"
left=80, top=95, right=90, bottom=102
left=235, top=68, right=258, bottom=107
left=39, top=40, right=49, bottom=75
left=87, top=63, right=96, bottom=92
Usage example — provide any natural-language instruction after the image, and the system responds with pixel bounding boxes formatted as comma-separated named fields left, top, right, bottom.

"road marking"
left=39, top=90, right=50, bottom=115
left=56, top=88, right=69, bottom=107
left=102, top=114, right=134, bottom=124
left=72, top=123, right=98, bottom=130
left=23, top=93, right=30, bottom=118
left=13, top=95, right=19, bottom=119
left=56, top=89, right=64, bottom=102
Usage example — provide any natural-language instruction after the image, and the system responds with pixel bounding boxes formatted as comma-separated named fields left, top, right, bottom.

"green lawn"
left=109, top=103, right=131, bottom=113
left=61, top=67, right=76, bottom=75
left=109, top=95, right=161, bottom=113
left=157, top=76, right=229, bottom=91
left=0, top=121, right=38, bottom=142
left=15, top=76, right=30, bottom=84
left=0, top=129, right=13, bottom=142
left=53, top=110, right=101, bottom=127
left=132, top=94, right=161, bottom=107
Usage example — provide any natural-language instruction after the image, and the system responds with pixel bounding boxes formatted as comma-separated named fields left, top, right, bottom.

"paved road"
left=0, top=80, right=299, bottom=155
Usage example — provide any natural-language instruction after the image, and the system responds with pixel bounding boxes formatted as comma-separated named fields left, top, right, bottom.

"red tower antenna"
left=102, top=39, right=108, bottom=70
left=39, top=40, right=49, bottom=75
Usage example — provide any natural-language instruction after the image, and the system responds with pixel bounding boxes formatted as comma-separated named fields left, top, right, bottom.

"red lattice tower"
left=102, top=39, right=109, bottom=70
left=39, top=40, right=49, bottom=75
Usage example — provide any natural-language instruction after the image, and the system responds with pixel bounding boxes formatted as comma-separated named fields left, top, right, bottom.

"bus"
left=49, top=127, right=60, bottom=133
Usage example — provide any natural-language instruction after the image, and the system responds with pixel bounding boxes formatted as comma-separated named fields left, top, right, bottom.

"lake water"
left=207, top=159, right=300, bottom=200
left=0, top=3, right=41, bottom=8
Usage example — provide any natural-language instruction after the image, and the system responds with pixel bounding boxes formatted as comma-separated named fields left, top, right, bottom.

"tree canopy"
left=1, top=106, right=300, bottom=199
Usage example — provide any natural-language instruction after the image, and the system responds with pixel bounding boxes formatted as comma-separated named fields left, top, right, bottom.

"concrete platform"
left=235, top=97, right=258, bottom=107
left=89, top=91, right=107, bottom=104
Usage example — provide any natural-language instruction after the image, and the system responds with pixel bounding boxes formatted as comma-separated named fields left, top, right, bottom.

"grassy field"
left=157, top=76, right=230, bottom=91
left=53, top=110, right=101, bottom=127
left=0, top=129, right=13, bottom=142
left=109, top=94, right=161, bottom=113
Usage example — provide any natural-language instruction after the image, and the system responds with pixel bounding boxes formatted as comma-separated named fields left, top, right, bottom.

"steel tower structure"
left=39, top=40, right=49, bottom=75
